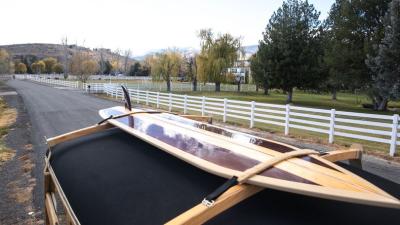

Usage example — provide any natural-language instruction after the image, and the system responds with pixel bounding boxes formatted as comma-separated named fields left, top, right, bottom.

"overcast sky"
left=0, top=0, right=334, bottom=56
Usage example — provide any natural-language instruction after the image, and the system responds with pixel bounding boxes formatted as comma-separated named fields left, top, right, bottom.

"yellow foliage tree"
left=43, top=57, right=57, bottom=74
left=197, top=29, right=241, bottom=91
left=150, top=50, right=182, bottom=92
left=0, top=49, right=13, bottom=74
left=52, top=63, right=64, bottom=74
left=31, top=60, right=46, bottom=74
left=15, top=62, right=27, bottom=74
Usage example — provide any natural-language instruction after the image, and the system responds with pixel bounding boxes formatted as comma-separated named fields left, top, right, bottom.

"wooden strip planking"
left=141, top=109, right=391, bottom=195
left=106, top=107, right=387, bottom=194
left=103, top=114, right=400, bottom=208
left=137, top=111, right=385, bottom=194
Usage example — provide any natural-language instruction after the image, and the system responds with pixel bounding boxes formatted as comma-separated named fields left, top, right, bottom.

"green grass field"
left=174, top=90, right=400, bottom=115
left=90, top=80, right=399, bottom=114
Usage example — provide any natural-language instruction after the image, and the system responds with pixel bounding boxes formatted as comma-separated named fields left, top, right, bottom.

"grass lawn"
left=174, top=90, right=400, bottom=115
left=90, top=79, right=399, bottom=114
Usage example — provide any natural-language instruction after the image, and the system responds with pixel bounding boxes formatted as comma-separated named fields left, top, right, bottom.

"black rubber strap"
left=204, top=176, right=239, bottom=202
left=97, top=111, right=166, bottom=125
left=97, top=115, right=113, bottom=125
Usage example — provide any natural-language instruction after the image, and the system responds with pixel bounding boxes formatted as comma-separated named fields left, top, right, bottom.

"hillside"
left=133, top=45, right=258, bottom=61
left=0, top=43, right=134, bottom=64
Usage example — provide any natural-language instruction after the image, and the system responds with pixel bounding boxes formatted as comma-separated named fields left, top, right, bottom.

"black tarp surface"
left=50, top=128, right=399, bottom=225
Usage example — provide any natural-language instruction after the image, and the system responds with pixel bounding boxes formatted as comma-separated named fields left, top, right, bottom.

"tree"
left=366, top=0, right=400, bottom=111
left=0, top=49, right=13, bottom=74
left=123, top=49, right=132, bottom=75
left=104, top=60, right=113, bottom=74
left=52, top=63, right=64, bottom=74
left=81, top=60, right=99, bottom=79
left=69, top=45, right=99, bottom=82
left=31, top=60, right=45, bottom=74
left=185, top=56, right=198, bottom=91
left=324, top=0, right=390, bottom=99
left=197, top=29, right=241, bottom=92
left=150, top=50, right=182, bottom=92
left=129, top=62, right=141, bottom=76
left=61, top=36, right=69, bottom=79
left=43, top=57, right=57, bottom=74
left=250, top=52, right=269, bottom=94
left=259, top=0, right=324, bottom=103
left=15, top=62, right=27, bottom=74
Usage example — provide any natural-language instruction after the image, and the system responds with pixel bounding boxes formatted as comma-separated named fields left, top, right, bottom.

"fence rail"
left=102, top=84, right=399, bottom=156
left=15, top=74, right=79, bottom=88
left=15, top=77, right=400, bottom=156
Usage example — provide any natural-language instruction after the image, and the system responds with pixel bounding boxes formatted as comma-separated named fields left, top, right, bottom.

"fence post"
left=184, top=95, right=187, bottom=114
left=146, top=91, right=149, bottom=106
left=156, top=92, right=160, bottom=108
left=284, top=104, right=290, bottom=135
left=390, top=114, right=399, bottom=156
left=136, top=90, right=139, bottom=104
left=223, top=98, right=227, bottom=123
left=169, top=93, right=172, bottom=112
left=250, top=101, right=255, bottom=128
left=329, top=109, right=336, bottom=144
left=201, top=96, right=205, bottom=116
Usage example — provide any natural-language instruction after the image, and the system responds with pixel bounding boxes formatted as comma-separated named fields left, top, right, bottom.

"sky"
left=0, top=0, right=334, bottom=56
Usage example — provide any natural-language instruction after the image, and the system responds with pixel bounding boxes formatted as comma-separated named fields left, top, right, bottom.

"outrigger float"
left=44, top=86, right=400, bottom=225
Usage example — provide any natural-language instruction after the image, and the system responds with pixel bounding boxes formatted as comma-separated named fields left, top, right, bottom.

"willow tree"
left=197, top=29, right=241, bottom=92
left=150, top=50, right=182, bottom=92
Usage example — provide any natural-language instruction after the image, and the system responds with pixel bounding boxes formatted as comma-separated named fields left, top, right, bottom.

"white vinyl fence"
left=125, top=80, right=257, bottom=92
left=15, top=77, right=400, bottom=156
left=102, top=84, right=399, bottom=156
left=15, top=74, right=79, bottom=88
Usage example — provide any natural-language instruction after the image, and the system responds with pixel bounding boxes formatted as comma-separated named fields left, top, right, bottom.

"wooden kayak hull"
left=99, top=106, right=400, bottom=208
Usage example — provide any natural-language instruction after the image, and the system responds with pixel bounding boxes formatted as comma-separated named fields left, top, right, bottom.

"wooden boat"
left=43, top=89, right=400, bottom=224
left=97, top=106, right=400, bottom=210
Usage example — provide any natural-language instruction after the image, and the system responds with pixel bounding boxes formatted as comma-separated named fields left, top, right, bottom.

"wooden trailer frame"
left=44, top=113, right=364, bottom=225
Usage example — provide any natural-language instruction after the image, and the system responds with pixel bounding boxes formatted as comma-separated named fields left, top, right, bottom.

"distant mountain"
left=0, top=43, right=134, bottom=64
left=133, top=45, right=258, bottom=61
left=133, top=47, right=199, bottom=61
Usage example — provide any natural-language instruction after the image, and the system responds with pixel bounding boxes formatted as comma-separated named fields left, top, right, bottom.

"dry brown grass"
left=0, top=97, right=17, bottom=166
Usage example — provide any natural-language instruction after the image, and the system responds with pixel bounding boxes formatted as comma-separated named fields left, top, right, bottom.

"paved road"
left=6, top=79, right=116, bottom=213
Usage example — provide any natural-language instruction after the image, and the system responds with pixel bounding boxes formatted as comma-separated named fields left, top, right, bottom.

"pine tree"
left=366, top=0, right=400, bottom=111
left=258, top=0, right=324, bottom=103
